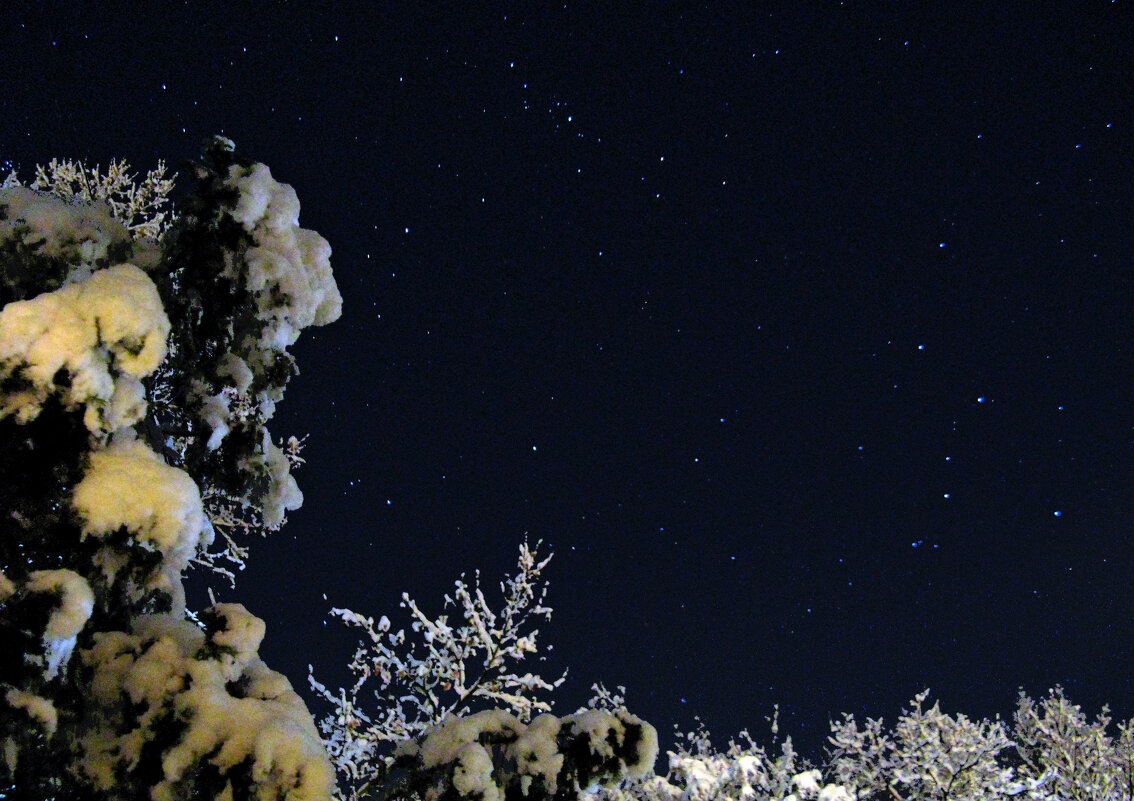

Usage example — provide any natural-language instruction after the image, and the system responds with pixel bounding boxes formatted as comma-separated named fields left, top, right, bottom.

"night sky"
left=3, top=3, right=1132, bottom=762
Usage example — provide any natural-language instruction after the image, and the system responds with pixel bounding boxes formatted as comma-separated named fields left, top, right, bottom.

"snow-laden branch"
left=27, top=157, right=176, bottom=240
left=310, top=539, right=568, bottom=799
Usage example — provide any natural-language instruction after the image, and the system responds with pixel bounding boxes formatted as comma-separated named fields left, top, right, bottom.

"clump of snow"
left=208, top=602, right=267, bottom=662
left=79, top=607, right=335, bottom=801
left=820, top=784, right=855, bottom=801
left=453, top=742, right=499, bottom=801
left=571, top=707, right=657, bottom=786
left=793, top=771, right=821, bottom=795
left=225, top=162, right=341, bottom=347
left=0, top=569, right=15, bottom=602
left=23, top=569, right=94, bottom=678
left=783, top=769, right=855, bottom=801
left=71, top=438, right=213, bottom=609
left=0, top=263, right=170, bottom=433
left=197, top=383, right=232, bottom=451
left=417, top=710, right=525, bottom=770
left=513, top=713, right=566, bottom=795
left=106, top=374, right=148, bottom=431
left=217, top=353, right=255, bottom=394
left=398, top=707, right=657, bottom=801
left=5, top=688, right=58, bottom=736
left=566, top=709, right=659, bottom=791
left=0, top=185, right=146, bottom=279
left=256, top=429, right=304, bottom=527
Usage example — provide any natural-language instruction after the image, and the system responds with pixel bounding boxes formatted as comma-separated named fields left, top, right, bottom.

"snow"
left=514, top=713, right=566, bottom=794
left=0, top=262, right=170, bottom=433
left=79, top=608, right=335, bottom=801
left=567, top=709, right=659, bottom=785
left=4, top=688, right=58, bottom=736
left=218, top=353, right=255, bottom=394
left=783, top=772, right=857, bottom=801
left=419, top=709, right=524, bottom=770
left=107, top=375, right=148, bottom=431
left=817, top=785, right=855, bottom=801
left=402, top=707, right=658, bottom=800
left=453, top=742, right=499, bottom=801
left=200, top=387, right=232, bottom=450
left=224, top=162, right=342, bottom=345
left=0, top=570, right=15, bottom=602
left=71, top=437, right=213, bottom=610
left=209, top=602, right=267, bottom=660
left=792, top=770, right=821, bottom=794
left=0, top=184, right=138, bottom=275
left=257, top=428, right=304, bottom=526
left=24, top=569, right=94, bottom=678
left=228, top=163, right=274, bottom=229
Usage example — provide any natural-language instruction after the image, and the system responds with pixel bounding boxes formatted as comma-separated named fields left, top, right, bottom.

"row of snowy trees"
left=311, top=541, right=1134, bottom=801
left=1, top=140, right=1132, bottom=800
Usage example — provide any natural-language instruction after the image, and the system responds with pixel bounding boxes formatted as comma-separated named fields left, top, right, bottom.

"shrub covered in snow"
left=309, top=541, right=566, bottom=778
left=5, top=156, right=177, bottom=240
left=588, top=710, right=834, bottom=801
left=826, top=689, right=1015, bottom=799
left=385, top=707, right=657, bottom=801
left=310, top=542, right=660, bottom=801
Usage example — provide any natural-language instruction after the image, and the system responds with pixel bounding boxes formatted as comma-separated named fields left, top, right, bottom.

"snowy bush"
left=384, top=707, right=657, bottom=801
left=828, top=689, right=1015, bottom=800
left=1008, top=686, right=1134, bottom=800
left=13, top=156, right=176, bottom=240
left=587, top=710, right=846, bottom=801
left=826, top=687, right=1134, bottom=800
left=309, top=541, right=665, bottom=801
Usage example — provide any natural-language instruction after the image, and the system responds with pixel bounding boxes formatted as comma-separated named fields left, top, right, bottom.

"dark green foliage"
left=0, top=398, right=89, bottom=582
left=0, top=187, right=146, bottom=308
left=0, top=222, right=73, bottom=306
left=130, top=706, right=193, bottom=797
left=144, top=137, right=298, bottom=530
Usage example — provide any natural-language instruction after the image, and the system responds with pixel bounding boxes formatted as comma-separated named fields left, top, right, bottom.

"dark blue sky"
left=3, top=3, right=1132, bottom=760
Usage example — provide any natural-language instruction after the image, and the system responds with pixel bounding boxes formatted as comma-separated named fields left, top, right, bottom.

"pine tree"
left=0, top=138, right=340, bottom=799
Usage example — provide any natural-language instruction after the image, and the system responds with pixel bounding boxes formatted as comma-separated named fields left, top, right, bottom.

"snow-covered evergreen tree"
left=0, top=138, right=340, bottom=799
